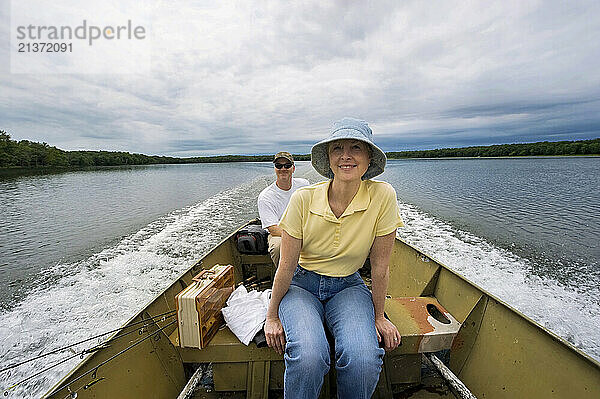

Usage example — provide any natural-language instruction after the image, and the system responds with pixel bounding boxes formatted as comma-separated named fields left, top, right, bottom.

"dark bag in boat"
left=235, top=225, right=268, bottom=254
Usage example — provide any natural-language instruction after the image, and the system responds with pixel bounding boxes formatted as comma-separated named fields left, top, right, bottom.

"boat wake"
left=0, top=175, right=272, bottom=398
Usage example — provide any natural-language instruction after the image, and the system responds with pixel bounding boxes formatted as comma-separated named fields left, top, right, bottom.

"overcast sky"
left=1, top=1, right=600, bottom=156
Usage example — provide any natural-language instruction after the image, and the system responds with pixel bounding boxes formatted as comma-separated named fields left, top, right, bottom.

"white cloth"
left=222, top=286, right=272, bottom=345
left=258, top=178, right=309, bottom=229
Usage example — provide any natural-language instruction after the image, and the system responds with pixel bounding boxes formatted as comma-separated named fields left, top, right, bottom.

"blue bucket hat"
left=311, top=117, right=386, bottom=180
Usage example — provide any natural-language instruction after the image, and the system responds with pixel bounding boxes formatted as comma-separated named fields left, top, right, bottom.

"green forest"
left=387, top=138, right=600, bottom=158
left=0, top=130, right=310, bottom=168
left=0, top=130, right=597, bottom=170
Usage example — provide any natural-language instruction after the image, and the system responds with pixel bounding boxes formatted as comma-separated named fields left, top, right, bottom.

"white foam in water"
left=0, top=176, right=270, bottom=398
left=396, top=202, right=600, bottom=363
left=1, top=174, right=598, bottom=397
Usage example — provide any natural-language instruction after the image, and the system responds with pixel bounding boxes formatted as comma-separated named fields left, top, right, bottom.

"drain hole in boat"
left=427, top=304, right=451, bottom=324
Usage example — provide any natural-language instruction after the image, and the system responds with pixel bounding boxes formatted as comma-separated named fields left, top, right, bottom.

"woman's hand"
left=375, top=315, right=401, bottom=352
left=265, top=316, right=286, bottom=355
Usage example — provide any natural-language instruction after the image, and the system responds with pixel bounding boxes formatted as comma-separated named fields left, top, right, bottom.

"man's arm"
left=257, top=195, right=280, bottom=231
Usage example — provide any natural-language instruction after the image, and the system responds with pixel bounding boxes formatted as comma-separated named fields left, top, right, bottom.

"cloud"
left=1, top=0, right=599, bottom=156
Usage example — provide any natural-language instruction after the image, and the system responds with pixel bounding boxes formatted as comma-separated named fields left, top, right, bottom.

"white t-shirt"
left=258, top=178, right=310, bottom=229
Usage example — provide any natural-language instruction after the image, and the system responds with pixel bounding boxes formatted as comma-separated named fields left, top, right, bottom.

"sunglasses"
left=274, top=163, right=293, bottom=169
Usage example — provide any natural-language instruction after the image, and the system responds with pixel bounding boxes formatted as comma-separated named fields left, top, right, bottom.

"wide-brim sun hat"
left=311, top=117, right=386, bottom=180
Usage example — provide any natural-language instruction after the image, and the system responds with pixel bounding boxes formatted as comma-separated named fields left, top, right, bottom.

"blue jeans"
left=279, top=266, right=384, bottom=399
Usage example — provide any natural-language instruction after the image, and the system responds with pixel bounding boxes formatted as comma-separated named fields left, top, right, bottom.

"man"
left=258, top=151, right=309, bottom=267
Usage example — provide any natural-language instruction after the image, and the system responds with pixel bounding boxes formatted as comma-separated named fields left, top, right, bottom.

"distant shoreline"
left=1, top=154, right=598, bottom=178
left=1, top=130, right=599, bottom=176
left=388, top=154, right=600, bottom=160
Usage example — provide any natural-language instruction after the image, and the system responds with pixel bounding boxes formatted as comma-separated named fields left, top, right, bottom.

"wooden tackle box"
left=175, top=264, right=235, bottom=348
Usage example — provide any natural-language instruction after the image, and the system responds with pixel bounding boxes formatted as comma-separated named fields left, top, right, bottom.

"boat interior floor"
left=184, top=374, right=457, bottom=399
left=169, top=317, right=459, bottom=398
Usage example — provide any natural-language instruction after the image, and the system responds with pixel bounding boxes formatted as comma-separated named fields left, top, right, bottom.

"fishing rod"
left=0, top=309, right=176, bottom=374
left=46, top=319, right=178, bottom=399
left=4, top=315, right=177, bottom=397
left=3, top=352, right=83, bottom=396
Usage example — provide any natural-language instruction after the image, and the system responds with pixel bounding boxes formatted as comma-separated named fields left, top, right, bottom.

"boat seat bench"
left=168, top=296, right=461, bottom=395
left=168, top=296, right=459, bottom=361
left=169, top=326, right=282, bottom=363
left=384, top=296, right=461, bottom=354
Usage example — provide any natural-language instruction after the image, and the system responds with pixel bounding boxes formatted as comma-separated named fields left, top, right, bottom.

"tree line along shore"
left=1, top=130, right=598, bottom=170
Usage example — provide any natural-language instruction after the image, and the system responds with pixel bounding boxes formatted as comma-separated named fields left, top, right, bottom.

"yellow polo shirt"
left=279, top=180, right=404, bottom=277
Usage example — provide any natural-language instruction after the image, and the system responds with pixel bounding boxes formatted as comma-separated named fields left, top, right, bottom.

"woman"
left=265, top=117, right=403, bottom=399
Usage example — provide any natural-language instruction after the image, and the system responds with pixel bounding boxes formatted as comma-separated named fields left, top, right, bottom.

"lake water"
left=0, top=158, right=598, bottom=397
